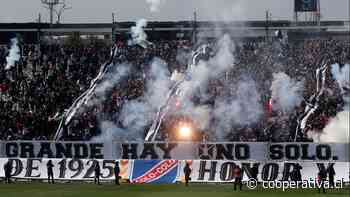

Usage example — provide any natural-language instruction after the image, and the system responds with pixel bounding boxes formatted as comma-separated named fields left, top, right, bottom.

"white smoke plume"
left=93, top=64, right=130, bottom=103
left=130, top=19, right=148, bottom=47
left=5, top=38, right=20, bottom=70
left=270, top=72, right=304, bottom=113
left=119, top=99, right=153, bottom=140
left=178, top=34, right=234, bottom=102
left=188, top=105, right=211, bottom=131
left=94, top=20, right=154, bottom=142
left=92, top=121, right=125, bottom=142
left=317, top=63, right=350, bottom=143
left=121, top=58, right=171, bottom=140
left=93, top=58, right=171, bottom=141
left=331, top=63, right=350, bottom=96
left=317, top=111, right=349, bottom=143
left=213, top=78, right=263, bottom=140
left=144, top=58, right=172, bottom=110
left=208, top=35, right=235, bottom=75
left=161, top=34, right=236, bottom=140
left=64, top=62, right=131, bottom=142
left=92, top=103, right=151, bottom=142
left=95, top=1, right=263, bottom=142
left=146, top=0, right=165, bottom=12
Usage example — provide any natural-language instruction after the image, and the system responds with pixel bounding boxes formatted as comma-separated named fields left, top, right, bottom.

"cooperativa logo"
left=246, top=178, right=345, bottom=191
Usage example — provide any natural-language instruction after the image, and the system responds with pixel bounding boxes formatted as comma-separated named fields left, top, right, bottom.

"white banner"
left=0, top=158, right=349, bottom=183
left=0, top=158, right=131, bottom=180
left=114, top=142, right=350, bottom=161
left=0, top=141, right=349, bottom=162
left=0, top=141, right=113, bottom=159
left=178, top=160, right=350, bottom=182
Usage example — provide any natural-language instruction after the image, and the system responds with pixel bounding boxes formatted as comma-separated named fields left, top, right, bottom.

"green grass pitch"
left=0, top=182, right=349, bottom=197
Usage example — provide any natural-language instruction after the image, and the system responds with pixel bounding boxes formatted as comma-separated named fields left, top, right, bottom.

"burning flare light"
left=179, top=125, right=192, bottom=138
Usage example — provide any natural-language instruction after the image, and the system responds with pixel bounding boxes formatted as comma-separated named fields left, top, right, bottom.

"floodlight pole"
left=112, top=12, right=116, bottom=43
left=37, top=13, right=41, bottom=44
left=265, top=10, right=269, bottom=42
left=193, top=11, right=197, bottom=44
left=317, top=0, right=321, bottom=26
left=41, top=0, right=60, bottom=26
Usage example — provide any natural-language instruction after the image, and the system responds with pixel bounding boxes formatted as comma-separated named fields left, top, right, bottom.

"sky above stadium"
left=0, top=0, right=348, bottom=23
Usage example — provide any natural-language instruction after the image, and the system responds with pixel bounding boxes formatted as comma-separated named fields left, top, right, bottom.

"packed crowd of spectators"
left=0, top=36, right=349, bottom=142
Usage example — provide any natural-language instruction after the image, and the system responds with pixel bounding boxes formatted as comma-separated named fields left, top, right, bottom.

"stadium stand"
left=1, top=34, right=348, bottom=141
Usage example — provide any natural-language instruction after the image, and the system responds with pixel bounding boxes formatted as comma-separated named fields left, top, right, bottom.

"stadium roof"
left=0, top=20, right=347, bottom=32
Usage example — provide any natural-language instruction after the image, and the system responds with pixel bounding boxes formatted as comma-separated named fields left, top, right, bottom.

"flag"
left=119, top=160, right=130, bottom=180
left=130, top=160, right=179, bottom=184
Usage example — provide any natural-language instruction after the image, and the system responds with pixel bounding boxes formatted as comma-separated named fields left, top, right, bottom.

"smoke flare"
left=318, top=63, right=350, bottom=143
left=5, top=38, right=20, bottom=70
left=270, top=72, right=304, bottom=113
left=146, top=0, right=165, bottom=12
left=130, top=19, right=149, bottom=48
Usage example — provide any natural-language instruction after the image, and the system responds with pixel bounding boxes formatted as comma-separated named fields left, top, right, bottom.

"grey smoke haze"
left=213, top=77, right=263, bottom=140
left=89, top=0, right=347, bottom=142
left=93, top=64, right=130, bottom=103
left=94, top=1, right=268, bottom=141
left=270, top=72, right=304, bottom=113
left=5, top=38, right=20, bottom=70
left=75, top=63, right=130, bottom=142
left=119, top=99, right=153, bottom=140
left=318, top=63, right=350, bottom=143
left=172, top=34, right=261, bottom=140
left=331, top=63, right=350, bottom=96
left=94, top=121, right=124, bottom=141
left=179, top=35, right=234, bottom=102
left=120, top=59, right=171, bottom=139
left=93, top=58, right=171, bottom=141
left=129, top=19, right=148, bottom=46
left=166, top=34, right=236, bottom=139
left=144, top=58, right=172, bottom=110
left=146, top=0, right=165, bottom=12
